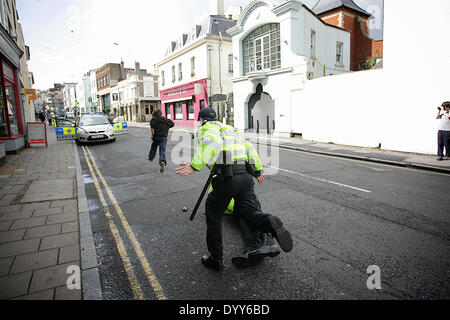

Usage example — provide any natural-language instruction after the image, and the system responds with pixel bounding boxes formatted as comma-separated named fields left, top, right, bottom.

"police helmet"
left=197, top=107, right=217, bottom=121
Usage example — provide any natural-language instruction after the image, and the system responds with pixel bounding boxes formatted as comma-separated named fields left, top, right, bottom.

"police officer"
left=176, top=107, right=293, bottom=271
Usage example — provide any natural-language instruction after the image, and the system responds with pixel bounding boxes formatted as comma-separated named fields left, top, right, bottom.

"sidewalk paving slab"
left=0, top=129, right=85, bottom=300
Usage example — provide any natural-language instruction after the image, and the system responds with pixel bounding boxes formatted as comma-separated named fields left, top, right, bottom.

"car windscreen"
left=79, top=116, right=110, bottom=126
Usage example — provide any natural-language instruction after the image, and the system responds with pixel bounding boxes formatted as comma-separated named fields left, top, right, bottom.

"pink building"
left=157, top=0, right=237, bottom=128
left=160, top=79, right=208, bottom=127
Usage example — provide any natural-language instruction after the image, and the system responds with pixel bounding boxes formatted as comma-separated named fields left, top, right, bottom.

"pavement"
left=0, top=128, right=100, bottom=300
left=0, top=121, right=448, bottom=300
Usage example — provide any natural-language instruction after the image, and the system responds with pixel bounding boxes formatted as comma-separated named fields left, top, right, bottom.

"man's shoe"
left=201, top=255, right=223, bottom=271
left=148, top=157, right=153, bottom=161
left=267, top=216, right=293, bottom=253
left=247, top=243, right=281, bottom=260
left=436, top=157, right=444, bottom=161
left=231, top=253, right=250, bottom=268
left=160, top=162, right=165, bottom=173
left=232, top=252, right=264, bottom=268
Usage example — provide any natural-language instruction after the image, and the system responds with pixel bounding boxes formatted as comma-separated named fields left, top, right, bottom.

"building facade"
left=229, top=0, right=350, bottom=134
left=312, top=0, right=383, bottom=71
left=63, top=83, right=77, bottom=113
left=157, top=0, right=236, bottom=127
left=0, top=0, right=27, bottom=153
left=96, top=62, right=134, bottom=114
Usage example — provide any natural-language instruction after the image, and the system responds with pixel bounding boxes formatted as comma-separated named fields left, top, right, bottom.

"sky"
left=16, top=0, right=383, bottom=90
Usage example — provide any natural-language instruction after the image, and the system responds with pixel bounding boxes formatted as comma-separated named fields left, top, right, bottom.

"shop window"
left=187, top=100, right=194, bottom=120
left=1, top=61, right=20, bottom=137
left=165, top=104, right=171, bottom=119
left=174, top=102, right=183, bottom=120
left=0, top=78, right=7, bottom=137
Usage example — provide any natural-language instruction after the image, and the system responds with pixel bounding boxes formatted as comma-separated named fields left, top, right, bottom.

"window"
left=336, top=42, right=343, bottom=65
left=161, top=71, right=165, bottom=86
left=172, top=66, right=175, bottom=83
left=165, top=104, right=171, bottom=119
left=311, top=30, right=316, bottom=58
left=191, top=57, right=195, bottom=77
left=174, top=102, right=183, bottom=120
left=0, top=61, right=20, bottom=137
left=200, top=100, right=205, bottom=110
left=228, top=54, right=233, bottom=74
left=178, top=63, right=182, bottom=81
left=243, top=23, right=281, bottom=75
left=187, top=100, right=194, bottom=120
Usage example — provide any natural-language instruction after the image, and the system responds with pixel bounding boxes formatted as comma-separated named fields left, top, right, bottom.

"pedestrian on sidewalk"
left=148, top=109, right=174, bottom=173
left=436, top=101, right=450, bottom=161
left=38, top=111, right=45, bottom=123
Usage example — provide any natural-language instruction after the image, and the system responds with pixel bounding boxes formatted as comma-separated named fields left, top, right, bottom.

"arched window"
left=243, top=23, right=281, bottom=75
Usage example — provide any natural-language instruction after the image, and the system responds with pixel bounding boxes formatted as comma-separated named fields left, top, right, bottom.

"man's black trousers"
left=205, top=173, right=272, bottom=260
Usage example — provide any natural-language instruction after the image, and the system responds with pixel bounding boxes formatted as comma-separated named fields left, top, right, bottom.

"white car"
left=76, top=115, right=116, bottom=144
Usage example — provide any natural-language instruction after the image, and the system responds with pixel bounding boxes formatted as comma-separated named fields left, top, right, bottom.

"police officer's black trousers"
left=205, top=173, right=272, bottom=260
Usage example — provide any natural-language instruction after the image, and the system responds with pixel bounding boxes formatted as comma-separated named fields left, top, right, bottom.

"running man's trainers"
left=160, top=162, right=165, bottom=173
left=267, top=216, right=293, bottom=253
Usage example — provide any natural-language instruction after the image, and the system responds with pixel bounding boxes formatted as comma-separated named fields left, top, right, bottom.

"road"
left=77, top=126, right=450, bottom=300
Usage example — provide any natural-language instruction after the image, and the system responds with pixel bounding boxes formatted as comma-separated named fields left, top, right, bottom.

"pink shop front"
left=160, top=79, right=209, bottom=127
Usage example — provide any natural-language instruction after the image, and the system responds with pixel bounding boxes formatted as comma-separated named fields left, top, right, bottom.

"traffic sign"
left=24, top=88, right=36, bottom=95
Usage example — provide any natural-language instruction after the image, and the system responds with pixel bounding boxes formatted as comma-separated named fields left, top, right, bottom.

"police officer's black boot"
left=201, top=255, right=223, bottom=271
left=267, top=216, right=293, bottom=253
left=247, top=234, right=281, bottom=260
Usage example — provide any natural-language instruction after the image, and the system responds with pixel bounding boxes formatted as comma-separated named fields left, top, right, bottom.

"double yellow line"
left=81, top=145, right=167, bottom=300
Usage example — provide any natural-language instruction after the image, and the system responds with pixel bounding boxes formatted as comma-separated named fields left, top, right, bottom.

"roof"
left=312, top=0, right=371, bottom=17
left=167, top=15, right=236, bottom=55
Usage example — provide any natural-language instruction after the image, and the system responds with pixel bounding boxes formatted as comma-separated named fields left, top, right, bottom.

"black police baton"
left=190, top=171, right=215, bottom=221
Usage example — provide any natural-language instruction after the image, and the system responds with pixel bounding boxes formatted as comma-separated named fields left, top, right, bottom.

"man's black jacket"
left=150, top=116, right=175, bottom=138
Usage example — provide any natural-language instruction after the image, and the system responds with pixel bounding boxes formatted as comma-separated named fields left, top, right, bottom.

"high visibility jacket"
left=190, top=121, right=263, bottom=175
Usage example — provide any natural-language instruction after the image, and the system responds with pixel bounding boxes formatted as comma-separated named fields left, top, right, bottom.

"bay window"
left=243, top=23, right=281, bottom=75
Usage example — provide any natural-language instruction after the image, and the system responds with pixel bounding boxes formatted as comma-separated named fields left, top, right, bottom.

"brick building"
left=313, top=0, right=383, bottom=71
left=96, top=62, right=134, bottom=114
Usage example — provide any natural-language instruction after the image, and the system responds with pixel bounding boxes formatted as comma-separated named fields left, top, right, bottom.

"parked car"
left=76, top=115, right=115, bottom=144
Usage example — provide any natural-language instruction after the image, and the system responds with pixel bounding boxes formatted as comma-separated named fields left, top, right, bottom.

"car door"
left=112, top=121, right=128, bottom=135
left=54, top=118, right=78, bottom=141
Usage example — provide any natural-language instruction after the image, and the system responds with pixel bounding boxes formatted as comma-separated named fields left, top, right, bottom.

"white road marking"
left=267, top=165, right=372, bottom=193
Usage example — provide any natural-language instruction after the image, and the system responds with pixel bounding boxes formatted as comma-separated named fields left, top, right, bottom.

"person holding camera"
left=436, top=101, right=450, bottom=161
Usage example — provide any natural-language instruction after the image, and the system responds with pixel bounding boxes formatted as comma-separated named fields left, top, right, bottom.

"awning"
left=162, top=96, right=193, bottom=104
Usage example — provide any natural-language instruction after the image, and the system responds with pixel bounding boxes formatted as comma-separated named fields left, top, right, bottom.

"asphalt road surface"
left=77, top=126, right=450, bottom=300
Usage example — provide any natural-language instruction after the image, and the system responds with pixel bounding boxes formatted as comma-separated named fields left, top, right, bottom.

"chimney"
left=135, top=61, right=140, bottom=76
left=209, top=0, right=224, bottom=16
left=120, top=60, right=125, bottom=80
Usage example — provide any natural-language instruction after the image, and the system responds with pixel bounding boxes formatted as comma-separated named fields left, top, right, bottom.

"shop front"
left=160, top=79, right=208, bottom=127
left=0, top=26, right=25, bottom=154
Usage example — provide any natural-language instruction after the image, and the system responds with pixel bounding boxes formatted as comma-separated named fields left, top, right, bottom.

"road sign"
left=24, top=88, right=36, bottom=95
left=28, top=95, right=38, bottom=101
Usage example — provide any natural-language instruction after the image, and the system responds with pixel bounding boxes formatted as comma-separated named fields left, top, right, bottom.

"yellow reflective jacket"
left=190, top=121, right=263, bottom=175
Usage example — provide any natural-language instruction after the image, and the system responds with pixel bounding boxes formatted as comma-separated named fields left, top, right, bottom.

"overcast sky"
left=17, top=0, right=383, bottom=90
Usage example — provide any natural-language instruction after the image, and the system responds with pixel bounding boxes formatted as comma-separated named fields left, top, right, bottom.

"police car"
left=76, top=115, right=116, bottom=144
left=54, top=113, right=128, bottom=143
